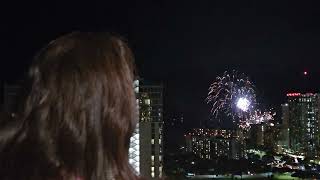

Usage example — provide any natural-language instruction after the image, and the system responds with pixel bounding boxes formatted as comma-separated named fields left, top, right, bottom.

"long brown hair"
left=0, top=32, right=139, bottom=180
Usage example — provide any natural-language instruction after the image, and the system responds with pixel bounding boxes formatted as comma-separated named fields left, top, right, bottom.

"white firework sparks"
left=236, top=97, right=251, bottom=112
left=248, top=109, right=276, bottom=125
left=206, top=70, right=273, bottom=129
left=206, top=71, right=256, bottom=121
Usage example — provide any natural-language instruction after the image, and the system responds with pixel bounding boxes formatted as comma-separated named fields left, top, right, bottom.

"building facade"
left=129, top=80, right=164, bottom=179
left=278, top=103, right=290, bottom=149
left=248, top=124, right=264, bottom=148
left=129, top=80, right=141, bottom=174
left=286, top=93, right=320, bottom=157
left=185, top=128, right=244, bottom=160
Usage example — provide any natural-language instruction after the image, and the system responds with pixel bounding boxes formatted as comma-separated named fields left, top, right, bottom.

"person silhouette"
left=0, top=32, right=141, bottom=180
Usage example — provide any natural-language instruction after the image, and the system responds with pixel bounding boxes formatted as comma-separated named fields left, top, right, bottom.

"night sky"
left=2, top=1, right=320, bottom=128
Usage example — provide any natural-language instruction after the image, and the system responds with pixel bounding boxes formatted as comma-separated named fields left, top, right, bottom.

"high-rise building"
left=286, top=92, right=320, bottom=157
left=233, top=129, right=248, bottom=159
left=248, top=122, right=280, bottom=151
left=263, top=123, right=281, bottom=151
left=129, top=80, right=164, bottom=179
left=278, top=103, right=290, bottom=149
left=184, top=128, right=243, bottom=160
left=129, top=81, right=141, bottom=174
left=248, top=124, right=265, bottom=148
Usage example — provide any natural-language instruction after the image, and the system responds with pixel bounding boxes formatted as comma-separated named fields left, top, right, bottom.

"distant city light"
left=304, top=71, right=308, bottom=75
left=287, top=93, right=301, bottom=97
left=236, top=97, right=250, bottom=112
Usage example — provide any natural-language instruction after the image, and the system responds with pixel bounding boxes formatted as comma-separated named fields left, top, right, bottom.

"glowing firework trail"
left=248, top=109, right=276, bottom=124
left=206, top=71, right=276, bottom=129
left=206, top=70, right=256, bottom=122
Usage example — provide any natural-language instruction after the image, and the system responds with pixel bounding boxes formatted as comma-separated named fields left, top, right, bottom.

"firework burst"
left=248, top=109, right=276, bottom=124
left=206, top=70, right=257, bottom=128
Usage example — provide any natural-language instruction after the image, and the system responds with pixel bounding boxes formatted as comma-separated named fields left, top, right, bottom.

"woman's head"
left=0, top=32, right=138, bottom=179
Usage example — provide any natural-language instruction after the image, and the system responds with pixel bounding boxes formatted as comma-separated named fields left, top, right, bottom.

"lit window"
left=134, top=87, right=139, bottom=93
left=151, top=139, right=154, bottom=144
left=151, top=172, right=155, bottom=178
left=145, top=99, right=151, bottom=105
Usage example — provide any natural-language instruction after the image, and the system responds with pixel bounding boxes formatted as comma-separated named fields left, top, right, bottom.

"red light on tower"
left=287, top=93, right=301, bottom=97
left=304, top=71, right=308, bottom=76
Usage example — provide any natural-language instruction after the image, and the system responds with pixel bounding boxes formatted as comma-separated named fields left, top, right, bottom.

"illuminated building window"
left=151, top=155, right=155, bottom=164
left=151, top=139, right=154, bottom=144
left=159, top=166, right=163, bottom=177
left=134, top=87, right=139, bottom=93
left=145, top=99, right=151, bottom=105
left=151, top=166, right=155, bottom=177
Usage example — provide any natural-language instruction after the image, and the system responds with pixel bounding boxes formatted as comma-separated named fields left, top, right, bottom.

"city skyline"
left=2, top=1, right=320, bottom=128
left=2, top=1, right=320, bottom=179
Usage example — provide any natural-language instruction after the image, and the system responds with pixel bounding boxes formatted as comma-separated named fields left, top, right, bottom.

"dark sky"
left=2, top=1, right=320, bottom=127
